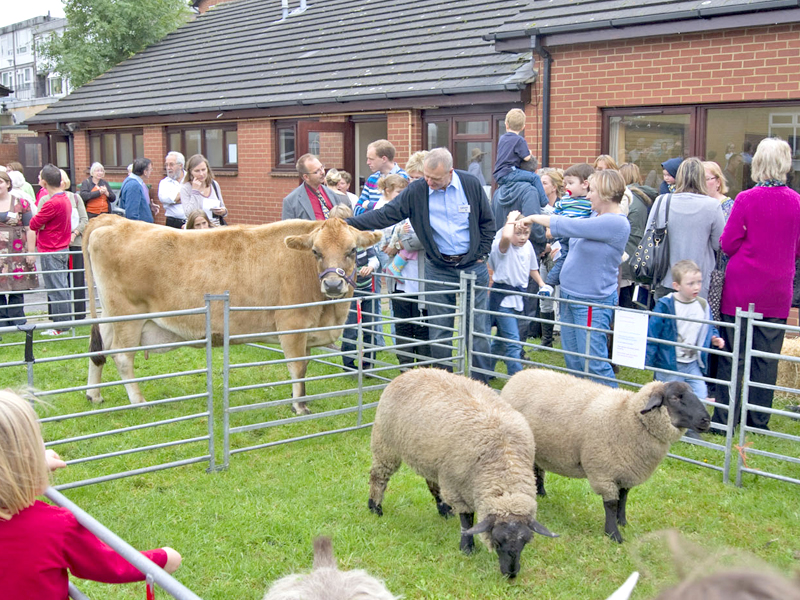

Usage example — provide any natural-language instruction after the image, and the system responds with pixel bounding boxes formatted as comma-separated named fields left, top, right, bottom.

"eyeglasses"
left=301, top=167, right=326, bottom=175
left=705, top=176, right=718, bottom=181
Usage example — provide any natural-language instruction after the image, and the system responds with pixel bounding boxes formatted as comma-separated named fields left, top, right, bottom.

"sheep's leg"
left=426, top=480, right=453, bottom=518
left=603, top=500, right=623, bottom=543
left=459, top=513, right=475, bottom=554
left=534, top=464, right=546, bottom=497
left=617, top=488, right=629, bottom=527
left=368, top=451, right=400, bottom=517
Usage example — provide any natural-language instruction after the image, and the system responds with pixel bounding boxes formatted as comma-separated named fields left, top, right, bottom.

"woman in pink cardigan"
left=712, top=138, right=800, bottom=432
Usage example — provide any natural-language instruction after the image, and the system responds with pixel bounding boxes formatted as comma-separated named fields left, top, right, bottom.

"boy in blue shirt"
left=493, top=109, right=548, bottom=206
left=646, top=260, right=725, bottom=421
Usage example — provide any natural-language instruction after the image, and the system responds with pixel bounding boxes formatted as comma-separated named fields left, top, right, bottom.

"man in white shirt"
left=159, top=151, right=186, bottom=228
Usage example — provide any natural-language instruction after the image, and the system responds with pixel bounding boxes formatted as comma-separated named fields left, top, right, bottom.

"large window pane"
left=608, top=114, right=690, bottom=189
left=455, top=141, right=491, bottom=198
left=169, top=132, right=181, bottom=153
left=205, top=129, right=223, bottom=167
left=226, top=130, right=238, bottom=165
left=456, top=119, right=489, bottom=135
left=119, top=132, right=134, bottom=166
left=308, top=131, right=320, bottom=157
left=55, top=141, right=68, bottom=168
left=426, top=121, right=449, bottom=149
left=185, top=129, right=202, bottom=158
left=706, top=106, right=800, bottom=196
left=135, top=135, right=144, bottom=160
left=90, top=137, right=100, bottom=164
left=102, top=133, right=117, bottom=166
left=25, top=143, right=41, bottom=166
left=278, top=128, right=295, bottom=165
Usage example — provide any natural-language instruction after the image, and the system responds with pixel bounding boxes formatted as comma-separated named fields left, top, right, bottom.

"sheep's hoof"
left=368, top=499, right=383, bottom=516
left=618, top=516, right=628, bottom=527
left=460, top=536, right=475, bottom=555
left=436, top=501, right=453, bottom=518
left=606, top=530, right=623, bottom=543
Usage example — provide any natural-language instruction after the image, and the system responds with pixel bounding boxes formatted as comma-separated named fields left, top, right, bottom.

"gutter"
left=483, top=0, right=800, bottom=41
left=532, top=36, right=551, bottom=168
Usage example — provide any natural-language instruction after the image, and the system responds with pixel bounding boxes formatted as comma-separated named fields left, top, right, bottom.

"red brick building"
left=25, top=0, right=800, bottom=223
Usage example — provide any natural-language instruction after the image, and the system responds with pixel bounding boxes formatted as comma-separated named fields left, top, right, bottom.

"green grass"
left=0, top=328, right=799, bottom=599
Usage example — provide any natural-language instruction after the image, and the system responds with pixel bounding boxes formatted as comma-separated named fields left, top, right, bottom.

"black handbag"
left=629, top=193, right=672, bottom=286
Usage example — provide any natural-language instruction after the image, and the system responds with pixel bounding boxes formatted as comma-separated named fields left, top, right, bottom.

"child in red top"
left=0, top=390, right=182, bottom=599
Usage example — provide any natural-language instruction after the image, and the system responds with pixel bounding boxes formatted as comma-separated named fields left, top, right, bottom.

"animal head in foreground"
left=284, top=218, right=383, bottom=299
left=263, top=536, right=398, bottom=600
left=463, top=513, right=558, bottom=578
left=641, top=381, right=710, bottom=432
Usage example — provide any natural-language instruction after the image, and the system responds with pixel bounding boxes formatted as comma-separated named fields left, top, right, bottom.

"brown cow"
left=83, top=215, right=382, bottom=414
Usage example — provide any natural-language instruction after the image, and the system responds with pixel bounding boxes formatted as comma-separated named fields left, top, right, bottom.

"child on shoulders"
left=489, top=210, right=553, bottom=376
left=546, top=162, right=594, bottom=287
left=0, top=390, right=181, bottom=599
left=492, top=108, right=549, bottom=206
left=646, top=260, right=725, bottom=403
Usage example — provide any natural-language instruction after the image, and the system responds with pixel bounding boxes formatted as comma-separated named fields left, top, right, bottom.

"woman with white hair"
left=78, top=162, right=116, bottom=219
left=712, top=137, right=800, bottom=433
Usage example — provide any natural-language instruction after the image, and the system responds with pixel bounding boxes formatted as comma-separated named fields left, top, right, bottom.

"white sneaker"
left=42, top=329, right=67, bottom=336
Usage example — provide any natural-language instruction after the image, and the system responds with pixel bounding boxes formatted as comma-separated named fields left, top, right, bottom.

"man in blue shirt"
left=347, top=148, right=495, bottom=383
left=120, top=158, right=156, bottom=223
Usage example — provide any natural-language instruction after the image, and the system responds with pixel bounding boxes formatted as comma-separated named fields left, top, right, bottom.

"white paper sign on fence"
left=611, top=309, right=649, bottom=370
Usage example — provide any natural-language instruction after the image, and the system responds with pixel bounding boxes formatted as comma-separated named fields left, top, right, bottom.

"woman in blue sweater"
left=521, top=169, right=630, bottom=386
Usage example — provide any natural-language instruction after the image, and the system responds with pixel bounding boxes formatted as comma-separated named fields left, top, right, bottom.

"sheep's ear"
left=641, top=389, right=665, bottom=414
left=312, top=536, right=336, bottom=570
left=529, top=518, right=559, bottom=538
left=464, top=515, right=496, bottom=536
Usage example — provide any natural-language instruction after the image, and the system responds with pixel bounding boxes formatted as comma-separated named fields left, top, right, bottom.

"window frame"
left=273, top=120, right=300, bottom=172
left=88, top=129, right=144, bottom=169
left=166, top=124, right=238, bottom=171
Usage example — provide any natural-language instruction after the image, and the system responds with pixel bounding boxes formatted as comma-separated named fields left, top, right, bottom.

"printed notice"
left=611, top=309, right=649, bottom=370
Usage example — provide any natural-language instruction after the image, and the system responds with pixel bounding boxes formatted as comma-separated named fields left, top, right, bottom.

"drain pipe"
left=532, top=36, right=552, bottom=168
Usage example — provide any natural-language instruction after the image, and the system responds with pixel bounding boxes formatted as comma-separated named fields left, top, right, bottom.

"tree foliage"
left=40, top=0, right=192, bottom=89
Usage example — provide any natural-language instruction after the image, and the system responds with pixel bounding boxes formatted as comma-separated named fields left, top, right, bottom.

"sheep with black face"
left=501, top=369, right=711, bottom=543
left=368, top=369, right=558, bottom=578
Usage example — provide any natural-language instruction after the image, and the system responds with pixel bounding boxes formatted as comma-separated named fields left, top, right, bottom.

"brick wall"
left=194, top=0, right=238, bottom=14
left=387, top=111, right=421, bottom=168
left=0, top=144, right=17, bottom=166
left=526, top=23, right=800, bottom=168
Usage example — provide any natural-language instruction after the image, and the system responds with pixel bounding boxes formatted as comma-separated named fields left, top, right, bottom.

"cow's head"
left=285, top=218, right=383, bottom=298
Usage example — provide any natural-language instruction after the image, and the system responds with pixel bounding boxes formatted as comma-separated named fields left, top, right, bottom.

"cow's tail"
left=83, top=218, right=106, bottom=366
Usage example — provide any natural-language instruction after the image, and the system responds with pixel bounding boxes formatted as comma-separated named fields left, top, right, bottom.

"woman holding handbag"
left=180, top=154, right=228, bottom=226
left=0, top=171, right=37, bottom=326
left=712, top=138, right=800, bottom=433
left=644, top=157, right=725, bottom=301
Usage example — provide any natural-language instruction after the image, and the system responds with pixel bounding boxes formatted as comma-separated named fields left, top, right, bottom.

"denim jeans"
left=424, top=260, right=491, bottom=383
left=559, top=290, right=618, bottom=387
left=491, top=305, right=523, bottom=376
left=40, top=252, right=71, bottom=323
left=656, top=360, right=708, bottom=399
left=497, top=168, right=549, bottom=208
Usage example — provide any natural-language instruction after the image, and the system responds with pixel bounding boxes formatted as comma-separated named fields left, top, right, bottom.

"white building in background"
left=0, top=14, right=70, bottom=124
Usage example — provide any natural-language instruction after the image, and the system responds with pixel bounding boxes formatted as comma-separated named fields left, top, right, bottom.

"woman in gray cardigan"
left=645, top=157, right=725, bottom=300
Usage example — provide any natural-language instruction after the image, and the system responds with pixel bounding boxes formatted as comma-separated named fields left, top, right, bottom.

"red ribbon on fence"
left=356, top=298, right=362, bottom=324
left=146, top=581, right=155, bottom=600
left=734, top=441, right=756, bottom=470
left=587, top=305, right=593, bottom=328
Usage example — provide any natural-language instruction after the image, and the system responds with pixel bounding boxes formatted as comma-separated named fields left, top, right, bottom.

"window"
left=603, top=102, right=800, bottom=196
left=423, top=111, right=515, bottom=184
left=48, top=76, right=63, bottom=96
left=88, top=129, right=144, bottom=168
left=166, top=125, right=238, bottom=169
left=277, top=125, right=295, bottom=166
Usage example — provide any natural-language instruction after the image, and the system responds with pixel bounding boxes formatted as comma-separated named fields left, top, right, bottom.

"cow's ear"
left=355, top=230, right=384, bottom=248
left=285, top=233, right=313, bottom=250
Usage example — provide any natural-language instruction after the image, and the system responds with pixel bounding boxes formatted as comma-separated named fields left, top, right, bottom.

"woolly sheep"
left=776, top=336, right=800, bottom=397
left=263, top=536, right=398, bottom=600
left=368, top=368, right=558, bottom=578
left=501, top=369, right=710, bottom=543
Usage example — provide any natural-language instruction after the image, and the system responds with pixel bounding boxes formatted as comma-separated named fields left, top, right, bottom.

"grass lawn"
left=0, top=327, right=798, bottom=599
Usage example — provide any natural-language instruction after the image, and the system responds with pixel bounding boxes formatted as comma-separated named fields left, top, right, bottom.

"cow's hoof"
left=86, top=394, right=103, bottom=404
left=291, top=404, right=311, bottom=415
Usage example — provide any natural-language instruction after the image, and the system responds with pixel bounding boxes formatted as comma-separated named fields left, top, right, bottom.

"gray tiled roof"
left=488, top=0, right=796, bottom=38
left=29, top=0, right=532, bottom=124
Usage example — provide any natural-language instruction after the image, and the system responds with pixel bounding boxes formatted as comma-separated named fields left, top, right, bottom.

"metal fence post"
left=219, top=292, right=231, bottom=469
left=722, top=309, right=743, bottom=485
left=583, top=300, right=593, bottom=376
left=356, top=298, right=364, bottom=427
left=204, top=294, right=218, bottom=472
left=735, top=304, right=761, bottom=487
left=460, top=271, right=475, bottom=378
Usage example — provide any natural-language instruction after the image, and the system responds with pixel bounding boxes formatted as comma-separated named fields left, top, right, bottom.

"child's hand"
left=45, top=449, right=67, bottom=472
left=712, top=336, right=725, bottom=349
left=359, top=266, right=373, bottom=277
left=506, top=210, right=521, bottom=223
left=162, top=547, right=182, bottom=574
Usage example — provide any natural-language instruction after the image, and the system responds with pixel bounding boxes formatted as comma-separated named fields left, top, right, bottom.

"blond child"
left=492, top=108, right=548, bottom=205
left=0, top=390, right=181, bottom=597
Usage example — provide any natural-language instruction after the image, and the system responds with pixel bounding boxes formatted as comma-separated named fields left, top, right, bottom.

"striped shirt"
left=353, top=164, right=408, bottom=215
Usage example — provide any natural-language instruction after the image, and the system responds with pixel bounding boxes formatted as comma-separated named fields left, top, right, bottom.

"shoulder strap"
left=662, top=193, right=672, bottom=226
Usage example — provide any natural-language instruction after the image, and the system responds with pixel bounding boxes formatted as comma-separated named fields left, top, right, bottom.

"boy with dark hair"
left=493, top=108, right=548, bottom=206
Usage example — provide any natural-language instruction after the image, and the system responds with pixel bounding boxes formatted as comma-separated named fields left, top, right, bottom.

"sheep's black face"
left=662, top=381, right=711, bottom=431
left=491, top=520, right=533, bottom=578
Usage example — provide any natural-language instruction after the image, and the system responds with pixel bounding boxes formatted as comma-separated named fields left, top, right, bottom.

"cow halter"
left=318, top=266, right=358, bottom=289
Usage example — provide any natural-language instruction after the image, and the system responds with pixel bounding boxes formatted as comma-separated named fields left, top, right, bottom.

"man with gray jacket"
left=281, top=154, right=347, bottom=221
